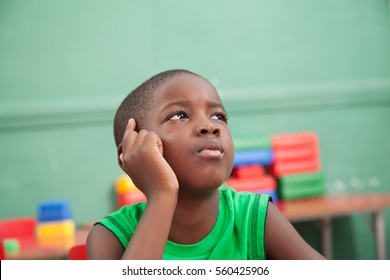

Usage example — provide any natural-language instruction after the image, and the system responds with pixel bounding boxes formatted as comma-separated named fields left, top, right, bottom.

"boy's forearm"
left=121, top=191, right=177, bottom=260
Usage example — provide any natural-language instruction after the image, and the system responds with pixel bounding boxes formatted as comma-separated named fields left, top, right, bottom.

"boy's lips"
left=197, top=141, right=224, bottom=159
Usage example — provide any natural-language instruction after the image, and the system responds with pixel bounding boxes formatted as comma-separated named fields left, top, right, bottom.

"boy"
left=86, top=69, right=325, bottom=260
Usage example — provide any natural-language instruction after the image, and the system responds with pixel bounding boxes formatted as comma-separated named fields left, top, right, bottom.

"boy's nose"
left=195, top=122, right=221, bottom=136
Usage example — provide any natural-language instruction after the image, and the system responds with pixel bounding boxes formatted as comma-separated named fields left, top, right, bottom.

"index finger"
left=121, top=118, right=138, bottom=153
left=126, top=118, right=136, bottom=132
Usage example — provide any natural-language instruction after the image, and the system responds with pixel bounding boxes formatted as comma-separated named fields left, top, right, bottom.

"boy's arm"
left=86, top=193, right=177, bottom=260
left=265, top=203, right=326, bottom=260
left=88, top=119, right=178, bottom=259
left=118, top=118, right=179, bottom=259
left=121, top=191, right=177, bottom=259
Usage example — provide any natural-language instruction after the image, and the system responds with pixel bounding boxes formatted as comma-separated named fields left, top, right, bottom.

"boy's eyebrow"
left=160, top=99, right=225, bottom=113
left=160, top=100, right=190, bottom=114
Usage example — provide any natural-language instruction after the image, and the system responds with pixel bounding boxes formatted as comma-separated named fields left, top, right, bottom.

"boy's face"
left=140, top=74, right=234, bottom=192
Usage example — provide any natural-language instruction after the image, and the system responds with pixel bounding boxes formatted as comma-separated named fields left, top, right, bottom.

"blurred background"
left=1, top=0, right=389, bottom=259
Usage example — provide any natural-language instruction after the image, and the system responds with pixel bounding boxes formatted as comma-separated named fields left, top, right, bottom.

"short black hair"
left=113, top=69, right=202, bottom=146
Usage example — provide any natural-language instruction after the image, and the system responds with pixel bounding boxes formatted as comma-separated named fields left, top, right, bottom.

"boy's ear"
left=117, top=143, right=123, bottom=167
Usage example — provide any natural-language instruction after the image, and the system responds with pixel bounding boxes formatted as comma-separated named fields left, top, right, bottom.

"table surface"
left=6, top=193, right=390, bottom=259
left=278, top=193, right=390, bottom=222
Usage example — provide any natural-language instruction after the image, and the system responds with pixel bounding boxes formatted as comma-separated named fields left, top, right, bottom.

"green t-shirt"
left=98, top=187, right=270, bottom=260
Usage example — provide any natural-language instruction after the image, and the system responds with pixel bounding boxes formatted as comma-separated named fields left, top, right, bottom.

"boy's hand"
left=118, top=118, right=179, bottom=201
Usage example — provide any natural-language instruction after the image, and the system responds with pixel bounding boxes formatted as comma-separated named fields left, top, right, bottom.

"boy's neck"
left=168, top=189, right=220, bottom=245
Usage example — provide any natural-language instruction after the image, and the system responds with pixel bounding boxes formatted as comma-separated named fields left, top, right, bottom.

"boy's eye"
left=211, top=113, right=228, bottom=122
left=169, top=111, right=189, bottom=120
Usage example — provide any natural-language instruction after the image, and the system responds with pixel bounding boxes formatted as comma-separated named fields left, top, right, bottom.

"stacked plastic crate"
left=115, top=174, right=146, bottom=208
left=36, top=201, right=75, bottom=249
left=0, top=240, right=4, bottom=260
left=0, top=217, right=35, bottom=255
left=226, top=135, right=278, bottom=202
left=271, top=132, right=325, bottom=200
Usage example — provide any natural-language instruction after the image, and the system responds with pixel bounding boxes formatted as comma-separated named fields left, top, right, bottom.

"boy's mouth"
left=197, top=141, right=224, bottom=159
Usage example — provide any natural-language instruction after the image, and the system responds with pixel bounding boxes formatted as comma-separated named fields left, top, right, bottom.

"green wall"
left=1, top=0, right=390, bottom=259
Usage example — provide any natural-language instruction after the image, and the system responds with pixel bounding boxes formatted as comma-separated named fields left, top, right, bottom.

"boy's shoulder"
left=100, top=201, right=146, bottom=228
